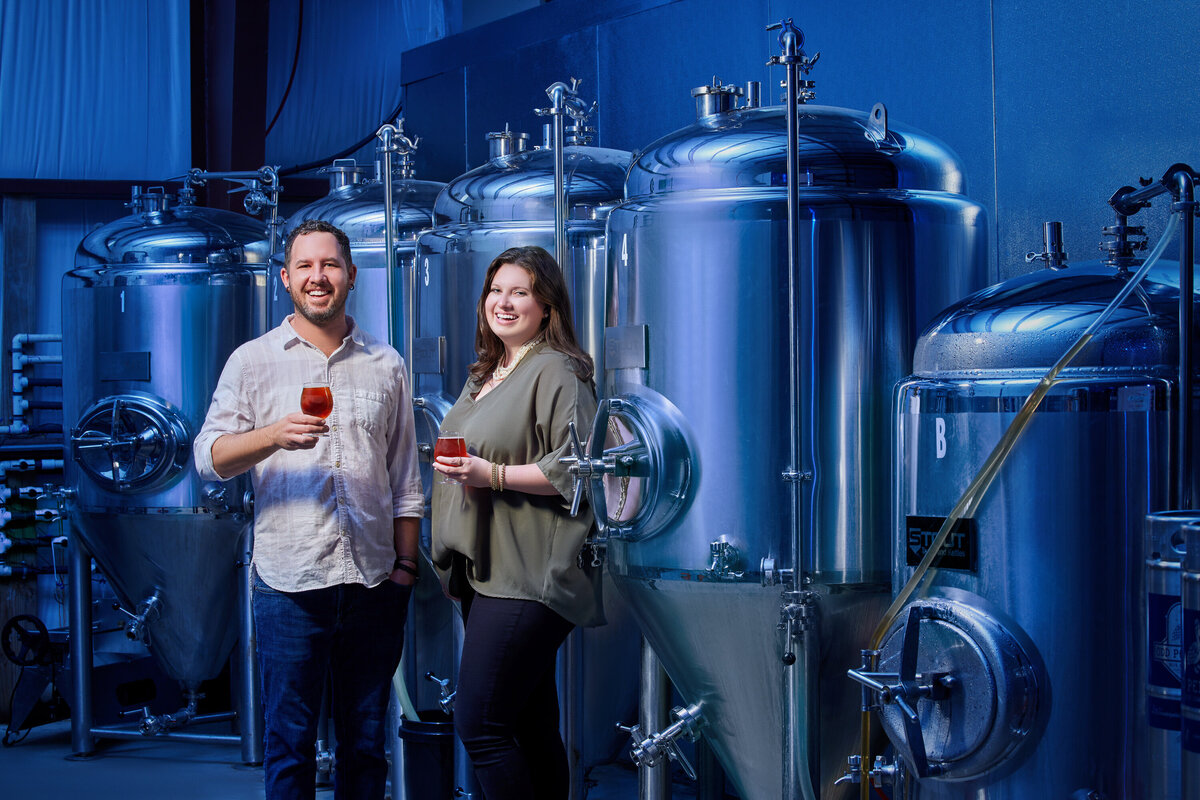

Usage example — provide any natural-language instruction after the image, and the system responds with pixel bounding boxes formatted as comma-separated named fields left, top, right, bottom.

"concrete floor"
left=0, top=718, right=674, bottom=799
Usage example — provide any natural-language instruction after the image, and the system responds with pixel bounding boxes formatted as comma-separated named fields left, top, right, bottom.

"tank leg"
left=236, top=543, right=263, bottom=764
left=68, top=532, right=94, bottom=756
left=387, top=690, right=406, bottom=800
left=452, top=608, right=479, bottom=798
left=559, top=629, right=585, bottom=800
left=638, top=639, right=671, bottom=800
left=696, top=737, right=725, bottom=800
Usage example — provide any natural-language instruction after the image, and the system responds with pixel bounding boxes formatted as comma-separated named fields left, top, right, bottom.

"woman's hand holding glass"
left=433, top=433, right=489, bottom=487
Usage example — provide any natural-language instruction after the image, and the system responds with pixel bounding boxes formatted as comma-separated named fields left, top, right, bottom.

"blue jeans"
left=252, top=570, right=411, bottom=800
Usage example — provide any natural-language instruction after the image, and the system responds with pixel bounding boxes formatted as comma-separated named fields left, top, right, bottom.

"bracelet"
left=490, top=461, right=500, bottom=491
left=499, top=463, right=506, bottom=492
left=392, top=558, right=419, bottom=579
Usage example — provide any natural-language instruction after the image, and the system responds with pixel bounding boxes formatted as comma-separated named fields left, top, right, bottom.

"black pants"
left=455, top=591, right=575, bottom=800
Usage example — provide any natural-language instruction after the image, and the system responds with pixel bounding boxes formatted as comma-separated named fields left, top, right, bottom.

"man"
left=194, top=219, right=423, bottom=799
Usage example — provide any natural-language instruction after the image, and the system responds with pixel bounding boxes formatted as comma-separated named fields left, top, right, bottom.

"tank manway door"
left=71, top=393, right=190, bottom=493
left=856, top=595, right=1048, bottom=783
left=562, top=391, right=694, bottom=548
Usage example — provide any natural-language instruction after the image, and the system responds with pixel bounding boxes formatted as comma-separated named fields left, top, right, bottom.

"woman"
left=431, top=245, right=603, bottom=800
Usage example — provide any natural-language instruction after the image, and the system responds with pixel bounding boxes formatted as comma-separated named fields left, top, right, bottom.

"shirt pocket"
left=353, top=387, right=388, bottom=435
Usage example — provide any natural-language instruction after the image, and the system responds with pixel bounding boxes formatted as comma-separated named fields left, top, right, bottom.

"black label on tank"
left=904, top=516, right=978, bottom=572
left=99, top=351, right=151, bottom=382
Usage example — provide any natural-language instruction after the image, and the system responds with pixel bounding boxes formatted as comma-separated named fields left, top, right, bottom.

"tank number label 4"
left=904, top=515, right=978, bottom=572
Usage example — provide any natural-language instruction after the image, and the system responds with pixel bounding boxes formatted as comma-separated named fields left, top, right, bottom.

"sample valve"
left=616, top=702, right=705, bottom=779
left=113, top=589, right=162, bottom=643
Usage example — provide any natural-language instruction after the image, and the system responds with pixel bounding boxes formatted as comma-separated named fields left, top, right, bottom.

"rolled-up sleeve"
left=388, top=361, right=425, bottom=519
left=193, top=349, right=254, bottom=482
left=535, top=369, right=597, bottom=501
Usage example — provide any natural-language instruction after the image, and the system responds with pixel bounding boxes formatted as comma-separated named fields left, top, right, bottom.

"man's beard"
left=290, top=281, right=345, bottom=325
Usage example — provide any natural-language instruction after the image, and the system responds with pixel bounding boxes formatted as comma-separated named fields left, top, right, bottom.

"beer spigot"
left=616, top=703, right=705, bottom=780
left=425, top=671, right=456, bottom=714
left=846, top=606, right=956, bottom=778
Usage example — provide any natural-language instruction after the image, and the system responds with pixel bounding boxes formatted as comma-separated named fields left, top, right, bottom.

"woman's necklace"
left=492, top=335, right=542, bottom=384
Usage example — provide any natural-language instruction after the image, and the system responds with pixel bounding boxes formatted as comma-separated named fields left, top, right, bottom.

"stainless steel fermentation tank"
left=415, top=93, right=641, bottom=771
left=887, top=247, right=1200, bottom=798
left=63, top=186, right=268, bottom=754
left=565, top=37, right=988, bottom=800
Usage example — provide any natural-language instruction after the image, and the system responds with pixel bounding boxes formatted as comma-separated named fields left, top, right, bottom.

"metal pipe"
left=769, top=19, right=816, bottom=800
left=638, top=639, right=671, bottom=800
left=550, top=85, right=569, bottom=269
left=1170, top=167, right=1195, bottom=507
left=11, top=333, right=61, bottom=349
left=69, top=534, right=94, bottom=755
left=377, top=123, right=399, bottom=353
left=236, top=544, right=263, bottom=764
left=89, top=728, right=241, bottom=745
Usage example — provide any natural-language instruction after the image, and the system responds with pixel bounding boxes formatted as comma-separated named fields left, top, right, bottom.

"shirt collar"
left=278, top=314, right=365, bottom=351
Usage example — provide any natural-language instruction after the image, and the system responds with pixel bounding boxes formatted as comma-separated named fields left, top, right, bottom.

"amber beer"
left=300, top=384, right=333, bottom=434
left=435, top=432, right=467, bottom=484
left=435, top=434, right=467, bottom=460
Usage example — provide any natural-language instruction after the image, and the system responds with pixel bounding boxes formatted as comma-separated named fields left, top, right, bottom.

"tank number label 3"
left=904, top=515, right=978, bottom=572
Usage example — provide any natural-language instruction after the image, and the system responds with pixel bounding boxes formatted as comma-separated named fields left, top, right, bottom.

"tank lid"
left=434, top=145, right=631, bottom=224
left=75, top=192, right=269, bottom=268
left=280, top=176, right=445, bottom=258
left=318, top=158, right=369, bottom=192
left=691, top=77, right=745, bottom=119
left=913, top=264, right=1196, bottom=374
left=625, top=102, right=967, bottom=197
left=487, top=125, right=530, bottom=159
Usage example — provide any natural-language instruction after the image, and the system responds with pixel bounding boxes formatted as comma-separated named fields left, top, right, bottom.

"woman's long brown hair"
left=468, top=246, right=594, bottom=384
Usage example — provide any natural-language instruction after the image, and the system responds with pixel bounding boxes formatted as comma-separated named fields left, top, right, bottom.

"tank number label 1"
left=904, top=515, right=978, bottom=572
left=935, top=416, right=947, bottom=458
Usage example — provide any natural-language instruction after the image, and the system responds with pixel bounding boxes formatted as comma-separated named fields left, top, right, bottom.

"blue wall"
left=8, top=0, right=1198, bottom=337
left=398, top=0, right=1200, bottom=283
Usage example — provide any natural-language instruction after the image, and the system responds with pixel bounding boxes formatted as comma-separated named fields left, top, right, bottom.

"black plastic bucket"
left=397, top=710, right=455, bottom=799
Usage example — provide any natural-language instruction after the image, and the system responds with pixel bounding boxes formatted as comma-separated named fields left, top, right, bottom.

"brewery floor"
left=0, top=718, right=701, bottom=799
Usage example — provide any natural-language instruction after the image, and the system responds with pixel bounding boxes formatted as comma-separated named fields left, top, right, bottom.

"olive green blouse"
left=431, top=343, right=604, bottom=628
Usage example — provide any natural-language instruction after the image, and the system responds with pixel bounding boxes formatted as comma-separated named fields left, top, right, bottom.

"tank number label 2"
left=904, top=515, right=978, bottom=572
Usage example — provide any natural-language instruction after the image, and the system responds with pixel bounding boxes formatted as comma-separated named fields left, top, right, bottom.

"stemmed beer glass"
left=435, top=431, right=467, bottom=485
left=300, top=382, right=333, bottom=436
